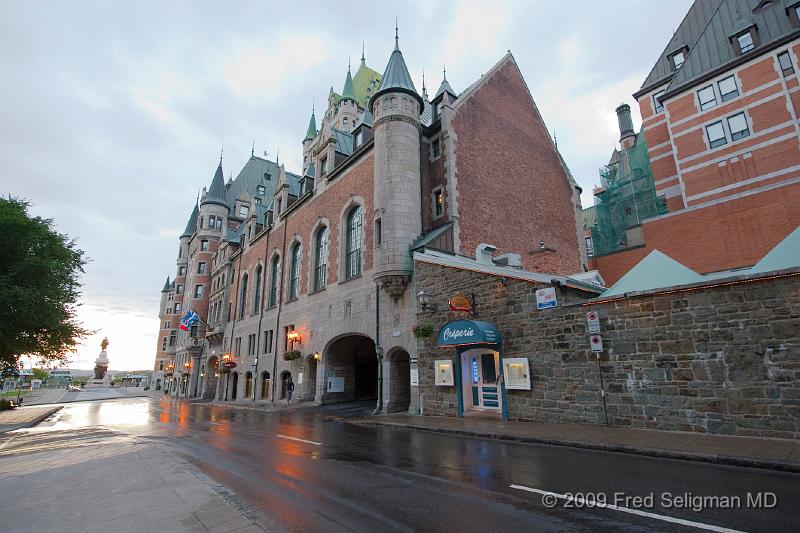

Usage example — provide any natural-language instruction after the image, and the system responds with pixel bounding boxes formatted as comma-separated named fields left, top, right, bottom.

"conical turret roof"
left=434, top=68, right=457, bottom=100
left=342, top=66, right=356, bottom=103
left=181, top=201, right=199, bottom=238
left=304, top=109, right=317, bottom=142
left=370, top=27, right=423, bottom=113
left=202, top=163, right=228, bottom=208
left=161, top=276, right=171, bottom=292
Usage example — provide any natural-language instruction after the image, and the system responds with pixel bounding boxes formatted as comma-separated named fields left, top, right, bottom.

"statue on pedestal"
left=94, top=337, right=110, bottom=380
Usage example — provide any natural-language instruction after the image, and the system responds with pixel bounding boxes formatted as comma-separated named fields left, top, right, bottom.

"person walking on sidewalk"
left=285, top=376, right=295, bottom=404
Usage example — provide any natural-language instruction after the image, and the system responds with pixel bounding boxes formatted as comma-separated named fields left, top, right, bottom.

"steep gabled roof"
left=304, top=110, right=317, bottom=142
left=331, top=127, right=354, bottom=156
left=202, top=163, right=228, bottom=208
left=342, top=66, right=356, bottom=102
left=161, top=276, right=171, bottom=292
left=663, top=0, right=800, bottom=97
left=434, top=69, right=457, bottom=101
left=181, top=201, right=199, bottom=238
left=224, top=156, right=301, bottom=211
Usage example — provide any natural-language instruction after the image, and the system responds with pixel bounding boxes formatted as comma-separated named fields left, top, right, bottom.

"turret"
left=432, top=67, right=457, bottom=121
left=616, top=103, right=636, bottom=150
left=198, top=160, right=229, bottom=237
left=338, top=63, right=359, bottom=132
left=302, top=107, right=317, bottom=169
left=369, top=26, right=423, bottom=300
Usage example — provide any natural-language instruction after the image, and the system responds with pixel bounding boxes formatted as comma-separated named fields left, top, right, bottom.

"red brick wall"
left=452, top=58, right=581, bottom=274
left=420, top=138, right=448, bottom=234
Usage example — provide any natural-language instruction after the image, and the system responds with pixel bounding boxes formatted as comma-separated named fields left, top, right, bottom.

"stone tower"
left=369, top=28, right=424, bottom=300
left=199, top=161, right=229, bottom=239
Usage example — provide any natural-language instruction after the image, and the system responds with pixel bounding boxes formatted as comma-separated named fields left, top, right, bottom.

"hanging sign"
left=436, top=320, right=500, bottom=346
left=536, top=287, right=558, bottom=310
left=449, top=292, right=472, bottom=313
left=587, top=311, right=601, bottom=334
left=590, top=334, right=603, bottom=353
left=221, top=361, right=237, bottom=369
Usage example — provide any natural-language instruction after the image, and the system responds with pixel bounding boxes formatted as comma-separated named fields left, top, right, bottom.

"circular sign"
left=221, top=361, right=237, bottom=369
left=590, top=335, right=601, bottom=345
left=587, top=311, right=597, bottom=321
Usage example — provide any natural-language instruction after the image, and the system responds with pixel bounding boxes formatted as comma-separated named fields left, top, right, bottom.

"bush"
left=283, top=350, right=302, bottom=361
left=413, top=324, right=435, bottom=339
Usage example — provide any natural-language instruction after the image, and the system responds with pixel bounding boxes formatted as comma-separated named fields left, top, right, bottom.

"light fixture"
left=416, top=290, right=437, bottom=313
left=313, top=351, right=321, bottom=360
left=287, top=330, right=301, bottom=343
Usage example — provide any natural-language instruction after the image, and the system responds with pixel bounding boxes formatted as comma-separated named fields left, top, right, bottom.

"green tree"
left=32, top=368, right=49, bottom=382
left=0, top=197, right=91, bottom=368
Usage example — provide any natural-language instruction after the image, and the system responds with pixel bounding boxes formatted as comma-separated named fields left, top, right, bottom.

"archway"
left=231, top=372, right=239, bottom=400
left=203, top=357, right=219, bottom=400
left=322, top=334, right=377, bottom=403
left=279, top=371, right=292, bottom=400
left=386, top=348, right=411, bottom=412
left=260, top=371, right=271, bottom=399
left=305, top=355, right=318, bottom=401
left=245, top=371, right=253, bottom=399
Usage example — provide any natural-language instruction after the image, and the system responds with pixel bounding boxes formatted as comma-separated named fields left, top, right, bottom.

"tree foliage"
left=0, top=197, right=91, bottom=368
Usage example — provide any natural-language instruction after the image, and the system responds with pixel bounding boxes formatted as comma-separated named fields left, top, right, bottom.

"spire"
left=434, top=65, right=457, bottom=101
left=361, top=40, right=366, bottom=65
left=304, top=106, right=317, bottom=142
left=162, top=276, right=171, bottom=292
left=201, top=161, right=227, bottom=208
left=251, top=140, right=255, bottom=157
left=421, top=70, right=428, bottom=100
left=342, top=61, right=356, bottom=103
left=370, top=22, right=423, bottom=113
left=181, top=200, right=199, bottom=237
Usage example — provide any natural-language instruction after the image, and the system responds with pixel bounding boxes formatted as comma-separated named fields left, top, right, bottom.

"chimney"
left=616, top=103, right=636, bottom=149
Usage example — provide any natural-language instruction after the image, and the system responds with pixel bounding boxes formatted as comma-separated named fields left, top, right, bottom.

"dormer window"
left=320, top=157, right=328, bottom=176
left=264, top=172, right=271, bottom=181
left=257, top=185, right=266, bottom=196
left=239, top=205, right=249, bottom=218
left=436, top=102, right=444, bottom=115
left=737, top=31, right=755, bottom=53
left=355, top=130, right=363, bottom=147
left=670, top=49, right=685, bottom=70
left=277, top=198, right=282, bottom=215
left=255, top=197, right=262, bottom=205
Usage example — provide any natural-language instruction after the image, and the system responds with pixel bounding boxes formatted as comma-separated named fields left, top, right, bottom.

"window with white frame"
left=778, top=51, right=795, bottom=77
left=198, top=262, right=206, bottom=274
left=345, top=205, right=363, bottom=279
left=718, top=75, right=739, bottom=102
left=585, top=236, right=595, bottom=257
left=706, top=121, right=727, bottom=149
left=174, top=302, right=181, bottom=313
left=727, top=112, right=750, bottom=141
left=737, top=31, right=755, bottom=54
left=200, top=240, right=209, bottom=251
left=178, top=266, right=186, bottom=276
left=194, top=284, right=204, bottom=298
left=697, top=85, right=716, bottom=111
left=653, top=90, right=665, bottom=114
left=257, top=185, right=266, bottom=195
left=314, top=226, right=329, bottom=291
left=670, top=50, right=685, bottom=70
left=176, top=284, right=183, bottom=294
left=239, top=205, right=249, bottom=218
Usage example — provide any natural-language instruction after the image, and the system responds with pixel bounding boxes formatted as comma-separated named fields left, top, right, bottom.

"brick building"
left=591, top=0, right=800, bottom=285
left=152, top=32, right=586, bottom=411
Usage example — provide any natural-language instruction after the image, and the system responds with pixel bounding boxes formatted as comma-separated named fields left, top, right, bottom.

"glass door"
left=470, top=352, right=500, bottom=410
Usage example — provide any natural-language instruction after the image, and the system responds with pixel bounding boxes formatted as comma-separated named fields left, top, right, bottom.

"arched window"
left=253, top=265, right=262, bottom=313
left=289, top=243, right=301, bottom=300
left=345, top=205, right=363, bottom=279
left=239, top=273, right=248, bottom=318
left=314, top=226, right=329, bottom=291
left=268, top=256, right=279, bottom=308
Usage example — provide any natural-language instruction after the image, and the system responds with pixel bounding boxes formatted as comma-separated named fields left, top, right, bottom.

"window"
left=239, top=274, right=248, bottom=318
left=159, top=360, right=164, bottom=371
left=176, top=284, right=183, bottom=294
left=436, top=102, right=443, bottom=115
left=585, top=236, right=594, bottom=257
left=778, top=51, right=795, bottom=76
left=199, top=217, right=204, bottom=230
left=200, top=240, right=209, bottom=251
left=345, top=205, right=363, bottom=279
left=355, top=130, right=363, bottom=147
left=737, top=31, right=755, bottom=54
left=277, top=198, right=282, bottom=215
left=207, top=216, right=215, bottom=229
left=289, top=243, right=300, bottom=300
left=433, top=187, right=444, bottom=218
left=343, top=117, right=348, bottom=127
left=284, top=324, right=295, bottom=352
left=255, top=197, right=261, bottom=205
left=653, top=90, right=665, bottom=114
left=375, top=218, right=382, bottom=247
left=264, top=330, right=273, bottom=354
left=162, top=338, right=166, bottom=351
left=257, top=185, right=266, bottom=195
left=169, top=333, right=176, bottom=346
left=718, top=75, right=739, bottom=102
left=178, top=266, right=186, bottom=276
left=706, top=121, right=727, bottom=149
left=235, top=337, right=242, bottom=357
left=432, top=138, right=441, bottom=158
left=670, top=50, right=685, bottom=70
left=253, top=265, right=262, bottom=313
left=164, top=320, right=169, bottom=328
left=174, top=302, right=181, bottom=313
left=247, top=334, right=256, bottom=356
left=727, top=112, right=750, bottom=141
left=198, top=262, right=206, bottom=274
left=268, top=257, right=279, bottom=308
left=314, top=227, right=329, bottom=291
left=190, top=325, right=198, bottom=337
left=697, top=85, right=716, bottom=111
left=239, top=205, right=249, bottom=218
left=194, top=284, right=204, bottom=298
left=320, top=157, right=328, bottom=176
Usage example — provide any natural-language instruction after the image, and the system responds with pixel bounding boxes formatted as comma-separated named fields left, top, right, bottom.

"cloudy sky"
left=1, top=0, right=693, bottom=370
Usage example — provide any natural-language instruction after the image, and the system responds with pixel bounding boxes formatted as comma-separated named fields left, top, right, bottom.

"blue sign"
left=436, top=320, right=501, bottom=347
left=471, top=357, right=479, bottom=384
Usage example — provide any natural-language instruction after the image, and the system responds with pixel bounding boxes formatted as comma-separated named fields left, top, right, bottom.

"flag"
left=179, top=310, right=199, bottom=331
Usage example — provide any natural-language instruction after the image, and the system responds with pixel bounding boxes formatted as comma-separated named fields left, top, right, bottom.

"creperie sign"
left=441, top=326, right=476, bottom=342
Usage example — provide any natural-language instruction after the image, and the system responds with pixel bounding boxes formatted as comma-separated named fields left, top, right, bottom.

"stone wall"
left=415, top=259, right=800, bottom=440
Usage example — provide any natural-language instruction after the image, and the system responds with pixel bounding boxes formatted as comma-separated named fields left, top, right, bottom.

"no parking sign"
left=590, top=334, right=603, bottom=353
left=586, top=311, right=600, bottom=334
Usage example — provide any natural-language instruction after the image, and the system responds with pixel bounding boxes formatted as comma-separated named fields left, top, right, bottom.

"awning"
left=436, top=320, right=501, bottom=347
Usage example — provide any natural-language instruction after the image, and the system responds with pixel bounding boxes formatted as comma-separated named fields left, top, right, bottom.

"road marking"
left=276, top=434, right=322, bottom=446
left=509, top=485, right=744, bottom=533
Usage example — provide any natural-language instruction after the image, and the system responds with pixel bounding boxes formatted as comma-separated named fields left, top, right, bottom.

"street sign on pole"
left=586, top=311, right=601, bottom=334
left=590, top=334, right=603, bottom=353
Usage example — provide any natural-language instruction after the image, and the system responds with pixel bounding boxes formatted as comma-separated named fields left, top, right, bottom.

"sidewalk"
left=23, top=387, right=150, bottom=406
left=201, top=398, right=316, bottom=413
left=0, top=406, right=62, bottom=433
left=355, top=414, right=800, bottom=472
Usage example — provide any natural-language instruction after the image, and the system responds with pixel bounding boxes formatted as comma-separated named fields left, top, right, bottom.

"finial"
left=443, top=65, right=447, bottom=81
left=312, top=98, right=315, bottom=114
left=219, top=145, right=223, bottom=165
left=422, top=69, right=426, bottom=91
left=276, top=147, right=280, bottom=165
left=251, top=140, right=255, bottom=157
left=361, top=40, right=365, bottom=63
left=348, top=55, right=351, bottom=71
left=394, top=18, right=399, bottom=50
left=554, top=132, right=558, bottom=149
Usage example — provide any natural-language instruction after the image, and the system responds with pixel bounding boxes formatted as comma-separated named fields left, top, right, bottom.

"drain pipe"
left=373, top=284, right=383, bottom=416
left=270, top=222, right=289, bottom=404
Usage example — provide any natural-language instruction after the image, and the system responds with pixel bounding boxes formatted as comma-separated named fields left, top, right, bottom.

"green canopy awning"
left=437, top=320, right=501, bottom=347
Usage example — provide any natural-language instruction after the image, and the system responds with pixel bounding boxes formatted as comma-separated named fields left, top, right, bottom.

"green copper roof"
left=181, top=201, right=199, bottom=238
left=371, top=31, right=423, bottom=113
left=304, top=110, right=317, bottom=142
left=601, top=250, right=703, bottom=298
left=750, top=226, right=800, bottom=274
left=352, top=61, right=382, bottom=108
left=202, top=163, right=227, bottom=208
left=342, top=66, right=356, bottom=102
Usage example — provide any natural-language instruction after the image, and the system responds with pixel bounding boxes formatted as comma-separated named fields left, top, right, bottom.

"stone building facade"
left=153, top=34, right=585, bottom=412
left=415, top=251, right=800, bottom=439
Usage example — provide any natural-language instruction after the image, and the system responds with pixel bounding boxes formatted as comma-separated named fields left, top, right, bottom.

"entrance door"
left=470, top=352, right=500, bottom=410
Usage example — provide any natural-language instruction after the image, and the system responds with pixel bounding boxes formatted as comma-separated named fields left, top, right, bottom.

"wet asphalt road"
left=12, top=397, right=800, bottom=532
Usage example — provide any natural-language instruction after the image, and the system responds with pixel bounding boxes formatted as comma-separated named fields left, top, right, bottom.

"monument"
left=86, top=337, right=112, bottom=388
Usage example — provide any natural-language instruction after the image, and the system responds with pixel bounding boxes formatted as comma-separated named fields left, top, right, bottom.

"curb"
left=353, top=420, right=800, bottom=473
left=0, top=405, right=63, bottom=434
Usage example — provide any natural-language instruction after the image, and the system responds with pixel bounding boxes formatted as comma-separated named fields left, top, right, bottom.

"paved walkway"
left=23, top=387, right=150, bottom=406
left=0, top=406, right=62, bottom=433
left=0, top=429, right=265, bottom=532
left=356, top=414, right=800, bottom=472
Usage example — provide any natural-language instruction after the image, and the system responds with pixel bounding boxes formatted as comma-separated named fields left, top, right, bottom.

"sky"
left=0, top=0, right=694, bottom=370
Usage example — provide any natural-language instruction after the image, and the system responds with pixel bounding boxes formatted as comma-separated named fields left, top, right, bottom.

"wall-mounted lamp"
left=287, top=330, right=301, bottom=344
left=416, top=290, right=437, bottom=313
left=313, top=351, right=321, bottom=360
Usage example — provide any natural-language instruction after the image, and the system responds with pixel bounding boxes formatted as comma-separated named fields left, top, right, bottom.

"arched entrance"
left=260, top=371, right=271, bottom=399
left=280, top=371, right=292, bottom=400
left=322, top=335, right=377, bottom=403
left=305, top=354, right=318, bottom=401
left=231, top=372, right=239, bottom=400
left=386, top=348, right=411, bottom=413
left=203, top=357, right=219, bottom=400
left=245, top=372, right=253, bottom=399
